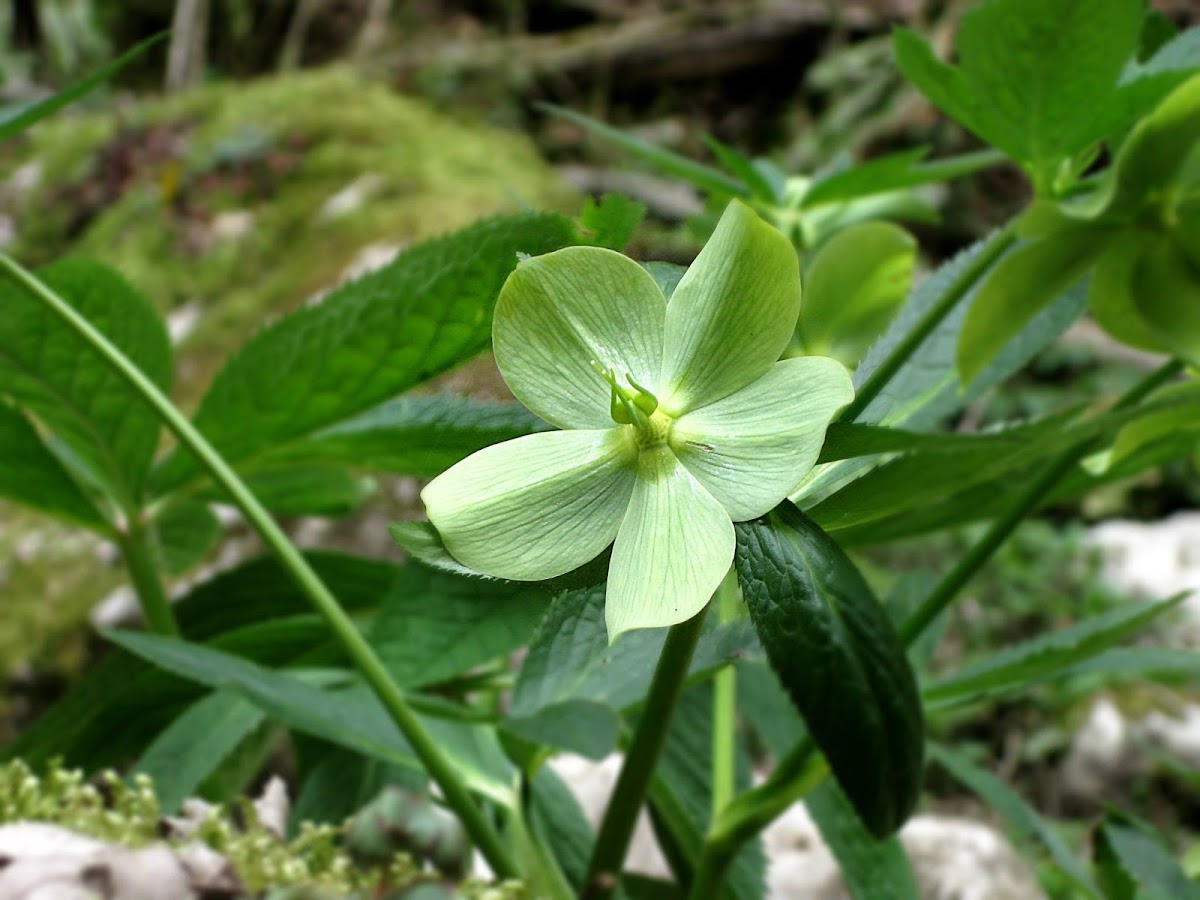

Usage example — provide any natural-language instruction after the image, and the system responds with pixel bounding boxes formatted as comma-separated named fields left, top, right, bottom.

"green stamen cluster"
left=591, top=361, right=672, bottom=447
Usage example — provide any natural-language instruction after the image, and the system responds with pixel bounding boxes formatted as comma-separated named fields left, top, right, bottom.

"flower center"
left=591, top=362, right=673, bottom=448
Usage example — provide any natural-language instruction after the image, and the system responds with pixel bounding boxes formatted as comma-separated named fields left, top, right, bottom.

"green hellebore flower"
left=422, top=200, right=854, bottom=640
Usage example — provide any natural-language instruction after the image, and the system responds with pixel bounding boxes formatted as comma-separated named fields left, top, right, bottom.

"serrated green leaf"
left=735, top=503, right=923, bottom=836
left=958, top=229, right=1110, bottom=385
left=1095, top=25, right=1200, bottom=143
left=0, top=401, right=105, bottom=529
left=152, top=212, right=580, bottom=495
left=537, top=103, right=747, bottom=199
left=152, top=498, right=221, bottom=574
left=1095, top=815, right=1200, bottom=900
left=578, top=193, right=647, bottom=251
left=132, top=689, right=267, bottom=813
left=0, top=34, right=166, bottom=140
left=805, top=780, right=920, bottom=900
left=0, top=258, right=172, bottom=507
left=368, top=566, right=548, bottom=689
left=929, top=742, right=1099, bottom=897
left=800, top=221, right=916, bottom=366
left=923, top=595, right=1185, bottom=709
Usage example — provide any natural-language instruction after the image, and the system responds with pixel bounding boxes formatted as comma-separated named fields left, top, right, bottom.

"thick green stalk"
left=836, top=224, right=1018, bottom=424
left=711, top=570, right=739, bottom=821
left=0, top=253, right=518, bottom=879
left=582, top=609, right=708, bottom=900
left=116, top=516, right=180, bottom=637
left=691, top=357, right=1185, bottom=890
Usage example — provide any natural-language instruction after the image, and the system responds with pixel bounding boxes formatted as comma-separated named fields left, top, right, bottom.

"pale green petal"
left=493, top=247, right=667, bottom=429
left=658, top=199, right=801, bottom=415
left=605, top=447, right=734, bottom=641
left=671, top=357, right=853, bottom=521
left=422, top=429, right=637, bottom=580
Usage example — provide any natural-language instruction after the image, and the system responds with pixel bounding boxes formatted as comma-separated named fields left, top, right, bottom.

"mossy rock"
left=6, top=65, right=574, bottom=399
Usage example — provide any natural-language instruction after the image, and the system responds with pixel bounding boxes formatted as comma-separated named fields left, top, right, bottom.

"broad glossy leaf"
left=958, top=229, right=1110, bottom=384
left=0, top=401, right=105, bottom=529
left=923, top=596, right=1185, bottom=710
left=929, top=743, right=1099, bottom=897
left=735, top=503, right=923, bottom=836
left=0, top=259, right=171, bottom=504
left=0, top=34, right=165, bottom=140
left=132, top=690, right=267, bottom=812
left=805, top=781, right=920, bottom=900
left=153, top=212, right=579, bottom=494
left=368, top=566, right=548, bottom=689
left=799, top=222, right=916, bottom=366
left=1094, top=815, right=1200, bottom=900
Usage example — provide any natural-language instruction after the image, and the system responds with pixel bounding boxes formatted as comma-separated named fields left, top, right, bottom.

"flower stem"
left=582, top=608, right=708, bottom=899
left=690, top=357, right=1184, bottom=889
left=0, top=253, right=518, bottom=879
left=711, top=569, right=739, bottom=821
left=836, top=224, right=1018, bottom=424
left=116, top=515, right=180, bottom=637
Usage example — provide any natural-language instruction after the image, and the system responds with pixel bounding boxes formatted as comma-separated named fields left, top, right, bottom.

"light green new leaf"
left=606, top=448, right=734, bottom=640
left=153, top=212, right=579, bottom=494
left=0, top=401, right=105, bottom=529
left=672, top=357, right=853, bottom=520
left=0, top=258, right=171, bottom=507
left=133, top=690, right=267, bottom=813
left=800, top=221, right=917, bottom=365
left=493, top=247, right=666, bottom=429
left=892, top=30, right=981, bottom=143
left=423, top=429, right=637, bottom=582
left=660, top=199, right=801, bottom=414
left=1089, top=233, right=1166, bottom=351
left=958, top=229, right=1110, bottom=384
left=929, top=743, right=1099, bottom=897
left=1132, top=240, right=1200, bottom=367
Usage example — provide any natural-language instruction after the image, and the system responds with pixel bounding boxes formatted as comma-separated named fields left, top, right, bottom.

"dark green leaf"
left=0, top=34, right=166, bottom=140
left=735, top=503, right=923, bottom=836
left=805, top=780, right=920, bottom=900
left=929, top=742, right=1099, bottom=897
left=1095, top=814, right=1200, bottom=899
left=210, top=465, right=374, bottom=517
left=262, top=394, right=549, bottom=477
left=292, top=747, right=421, bottom=832
left=527, top=763, right=598, bottom=891
left=0, top=259, right=171, bottom=506
left=132, top=689, right=267, bottom=812
left=504, top=700, right=619, bottom=761
left=925, top=597, right=1186, bottom=709
left=0, top=401, right=105, bottom=529
left=537, top=103, right=747, bottom=199
left=369, top=566, right=548, bottom=689
left=579, top=193, right=647, bottom=251
left=702, top=135, right=778, bottom=202
left=153, top=212, right=580, bottom=494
